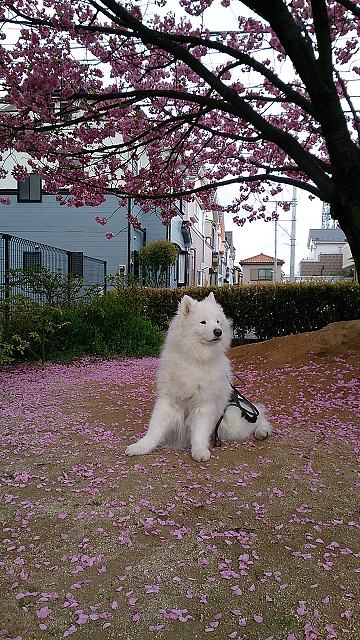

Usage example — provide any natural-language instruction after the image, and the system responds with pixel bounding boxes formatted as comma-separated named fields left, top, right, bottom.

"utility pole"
left=273, top=203, right=278, bottom=283
left=289, top=186, right=297, bottom=281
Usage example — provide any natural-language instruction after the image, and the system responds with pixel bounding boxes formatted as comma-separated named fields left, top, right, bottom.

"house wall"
left=241, top=262, right=282, bottom=285
left=188, top=226, right=212, bottom=286
left=0, top=194, right=130, bottom=276
left=342, top=244, right=354, bottom=269
left=1, top=162, right=226, bottom=287
left=308, top=241, right=346, bottom=260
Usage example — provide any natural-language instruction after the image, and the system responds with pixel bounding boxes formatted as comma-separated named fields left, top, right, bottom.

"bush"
left=140, top=239, right=179, bottom=287
left=139, top=281, right=360, bottom=341
left=0, top=288, right=164, bottom=363
left=2, top=280, right=359, bottom=363
left=48, top=292, right=164, bottom=360
left=0, top=295, right=70, bottom=363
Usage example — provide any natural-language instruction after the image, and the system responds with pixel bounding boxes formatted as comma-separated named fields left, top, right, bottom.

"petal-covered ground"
left=0, top=322, right=359, bottom=640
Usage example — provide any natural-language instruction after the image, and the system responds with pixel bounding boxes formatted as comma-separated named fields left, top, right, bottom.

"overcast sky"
left=189, top=0, right=324, bottom=275
left=223, top=187, right=323, bottom=276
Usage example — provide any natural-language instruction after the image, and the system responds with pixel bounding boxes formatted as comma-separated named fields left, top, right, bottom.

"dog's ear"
left=179, top=294, right=195, bottom=316
left=207, top=292, right=215, bottom=301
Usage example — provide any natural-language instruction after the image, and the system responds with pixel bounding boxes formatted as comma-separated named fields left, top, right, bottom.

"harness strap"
left=212, top=384, right=259, bottom=448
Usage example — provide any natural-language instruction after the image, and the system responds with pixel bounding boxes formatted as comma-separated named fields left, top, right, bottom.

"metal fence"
left=0, top=233, right=107, bottom=303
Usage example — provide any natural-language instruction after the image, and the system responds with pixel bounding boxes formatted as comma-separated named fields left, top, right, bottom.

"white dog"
left=125, top=292, right=271, bottom=462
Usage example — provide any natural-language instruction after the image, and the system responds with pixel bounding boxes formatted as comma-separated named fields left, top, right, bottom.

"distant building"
left=0, top=101, right=232, bottom=288
left=239, top=253, right=284, bottom=285
left=342, top=243, right=357, bottom=281
left=299, top=228, right=347, bottom=277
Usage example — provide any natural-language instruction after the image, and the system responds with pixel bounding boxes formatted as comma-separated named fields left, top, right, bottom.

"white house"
left=299, top=228, right=348, bottom=277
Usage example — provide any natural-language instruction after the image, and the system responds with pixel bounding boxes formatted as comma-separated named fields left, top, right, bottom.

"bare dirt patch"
left=0, top=323, right=359, bottom=640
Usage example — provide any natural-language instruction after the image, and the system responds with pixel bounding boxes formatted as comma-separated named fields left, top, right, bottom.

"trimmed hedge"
left=141, top=281, right=360, bottom=341
left=2, top=281, right=359, bottom=364
left=1, top=291, right=164, bottom=363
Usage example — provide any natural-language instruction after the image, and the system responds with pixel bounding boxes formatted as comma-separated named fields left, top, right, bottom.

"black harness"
left=212, top=380, right=259, bottom=447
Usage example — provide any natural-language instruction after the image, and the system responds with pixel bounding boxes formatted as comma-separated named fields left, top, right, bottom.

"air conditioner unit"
left=118, top=264, right=127, bottom=275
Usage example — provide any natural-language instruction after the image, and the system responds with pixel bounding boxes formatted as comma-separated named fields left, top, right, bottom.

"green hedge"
left=50, top=292, right=163, bottom=360
left=1, top=291, right=164, bottom=363
left=141, top=281, right=360, bottom=341
left=2, top=281, right=359, bottom=364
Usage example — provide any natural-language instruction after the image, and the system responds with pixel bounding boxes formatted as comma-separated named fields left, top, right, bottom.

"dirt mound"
left=230, top=319, right=360, bottom=371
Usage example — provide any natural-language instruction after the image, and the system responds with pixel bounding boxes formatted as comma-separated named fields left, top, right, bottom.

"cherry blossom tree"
left=0, top=1, right=360, bottom=273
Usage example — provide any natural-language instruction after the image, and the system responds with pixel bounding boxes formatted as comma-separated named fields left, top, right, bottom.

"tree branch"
left=336, top=0, right=360, bottom=20
left=83, top=172, right=322, bottom=201
left=95, top=1, right=335, bottom=201
left=310, top=0, right=333, bottom=84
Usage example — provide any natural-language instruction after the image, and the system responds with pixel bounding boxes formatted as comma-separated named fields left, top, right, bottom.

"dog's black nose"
left=213, top=327, right=222, bottom=337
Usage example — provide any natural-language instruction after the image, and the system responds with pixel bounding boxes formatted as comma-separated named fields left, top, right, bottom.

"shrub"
left=140, top=281, right=360, bottom=341
left=0, top=295, right=70, bottom=362
left=2, top=280, right=359, bottom=363
left=0, top=287, right=164, bottom=363
left=140, top=239, right=179, bottom=287
left=44, top=292, right=164, bottom=361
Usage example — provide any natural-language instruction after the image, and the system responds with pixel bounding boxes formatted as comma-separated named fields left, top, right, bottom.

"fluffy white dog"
left=125, top=292, right=271, bottom=462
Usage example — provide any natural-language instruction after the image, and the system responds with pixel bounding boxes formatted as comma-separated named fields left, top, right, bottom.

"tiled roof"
left=240, top=252, right=285, bottom=265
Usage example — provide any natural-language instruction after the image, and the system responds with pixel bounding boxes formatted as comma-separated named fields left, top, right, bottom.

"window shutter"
left=250, top=268, right=258, bottom=281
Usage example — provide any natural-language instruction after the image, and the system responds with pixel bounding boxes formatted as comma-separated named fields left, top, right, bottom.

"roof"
left=307, top=228, right=347, bottom=247
left=240, top=252, right=285, bottom=265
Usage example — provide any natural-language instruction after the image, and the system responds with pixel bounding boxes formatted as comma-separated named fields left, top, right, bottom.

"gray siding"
left=1, top=195, right=130, bottom=276
left=137, top=207, right=167, bottom=244
left=1, top=196, right=191, bottom=285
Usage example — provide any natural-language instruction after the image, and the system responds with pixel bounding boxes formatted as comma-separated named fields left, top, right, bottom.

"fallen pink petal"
left=1, top=320, right=359, bottom=639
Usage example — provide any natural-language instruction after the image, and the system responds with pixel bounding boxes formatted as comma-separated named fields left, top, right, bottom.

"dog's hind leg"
left=219, top=405, right=272, bottom=442
left=125, top=398, right=183, bottom=456
left=254, top=405, right=272, bottom=440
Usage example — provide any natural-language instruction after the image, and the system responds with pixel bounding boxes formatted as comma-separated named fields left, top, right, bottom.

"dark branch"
left=336, top=0, right=360, bottom=20
left=311, top=0, right=333, bottom=84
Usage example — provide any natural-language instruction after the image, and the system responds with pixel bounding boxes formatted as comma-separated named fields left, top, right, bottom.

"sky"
left=190, top=0, right=324, bottom=276
left=223, top=186, right=323, bottom=276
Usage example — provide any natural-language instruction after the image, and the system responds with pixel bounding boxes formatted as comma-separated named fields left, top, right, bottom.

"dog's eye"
left=200, top=320, right=206, bottom=325
left=217, top=320, right=220, bottom=324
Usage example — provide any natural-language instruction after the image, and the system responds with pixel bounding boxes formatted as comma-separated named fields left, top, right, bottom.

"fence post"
left=103, top=261, right=107, bottom=294
left=2, top=234, right=11, bottom=337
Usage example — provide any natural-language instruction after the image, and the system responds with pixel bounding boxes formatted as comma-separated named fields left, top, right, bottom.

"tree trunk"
left=334, top=200, right=360, bottom=280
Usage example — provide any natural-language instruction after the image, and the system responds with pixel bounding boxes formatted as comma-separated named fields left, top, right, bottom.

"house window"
left=176, top=251, right=187, bottom=286
left=17, top=174, right=42, bottom=202
left=250, top=267, right=273, bottom=281
left=258, top=268, right=273, bottom=280
left=23, top=251, right=41, bottom=271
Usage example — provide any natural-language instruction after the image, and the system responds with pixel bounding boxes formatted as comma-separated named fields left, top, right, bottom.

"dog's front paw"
left=254, top=423, right=272, bottom=440
left=191, top=447, right=211, bottom=462
left=125, top=438, right=154, bottom=456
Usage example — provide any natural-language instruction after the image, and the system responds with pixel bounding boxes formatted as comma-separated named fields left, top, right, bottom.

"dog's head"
left=178, top=292, right=232, bottom=351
